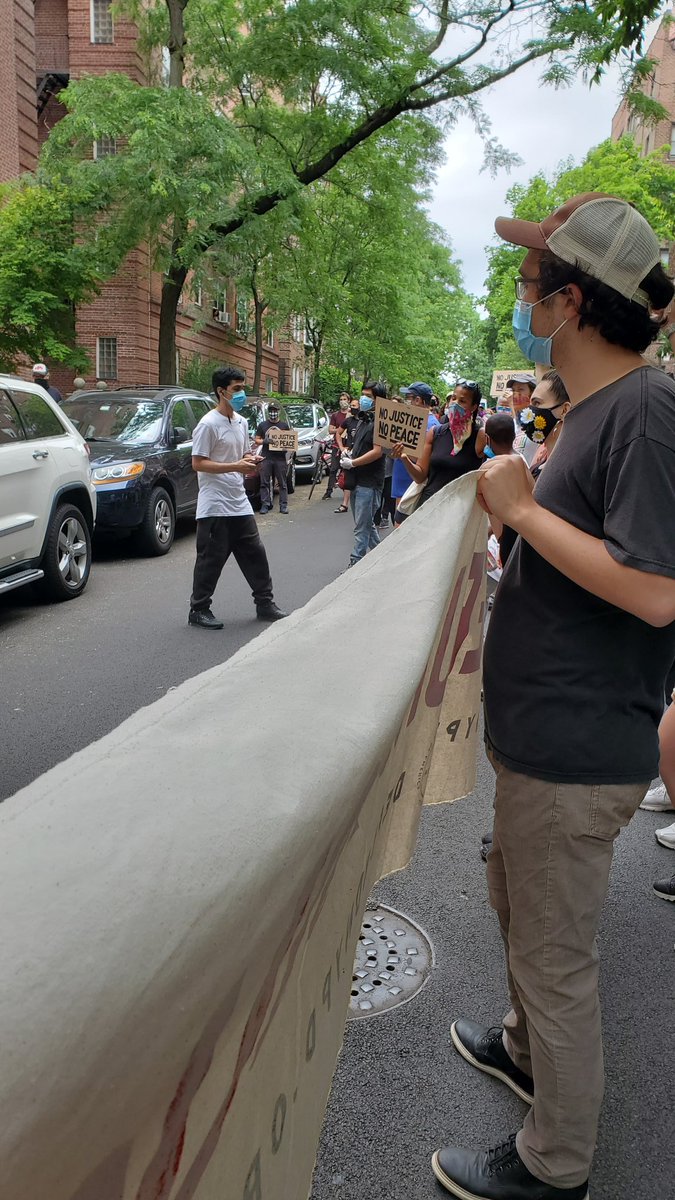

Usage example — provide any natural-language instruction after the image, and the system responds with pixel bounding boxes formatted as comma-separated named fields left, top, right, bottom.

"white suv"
left=0, top=375, right=96, bottom=601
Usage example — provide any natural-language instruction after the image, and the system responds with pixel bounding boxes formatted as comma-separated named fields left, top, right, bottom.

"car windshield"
left=61, top=398, right=165, bottom=445
left=239, top=404, right=264, bottom=438
left=284, top=405, right=315, bottom=428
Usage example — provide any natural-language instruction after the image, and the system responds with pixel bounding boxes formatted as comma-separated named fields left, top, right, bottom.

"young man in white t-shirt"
left=188, top=366, right=286, bottom=628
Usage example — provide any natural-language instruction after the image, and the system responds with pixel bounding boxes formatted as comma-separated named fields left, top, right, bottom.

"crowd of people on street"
left=181, top=189, right=675, bottom=1200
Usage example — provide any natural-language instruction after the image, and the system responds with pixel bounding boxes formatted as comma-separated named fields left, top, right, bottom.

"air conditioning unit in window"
left=213, top=309, right=231, bottom=325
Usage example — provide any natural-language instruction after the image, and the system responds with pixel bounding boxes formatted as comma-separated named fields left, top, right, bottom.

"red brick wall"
left=0, top=0, right=38, bottom=181
left=35, top=0, right=69, bottom=70
left=611, top=17, right=675, bottom=159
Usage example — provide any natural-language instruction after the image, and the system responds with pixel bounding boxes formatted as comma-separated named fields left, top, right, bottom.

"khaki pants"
left=486, top=754, right=648, bottom=1187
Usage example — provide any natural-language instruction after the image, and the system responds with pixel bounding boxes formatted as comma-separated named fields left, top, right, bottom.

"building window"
left=291, top=313, right=305, bottom=343
left=661, top=246, right=671, bottom=270
left=266, top=328, right=274, bottom=349
left=91, top=0, right=114, bottom=44
left=291, top=364, right=302, bottom=392
left=93, top=136, right=117, bottom=159
left=193, top=283, right=202, bottom=307
left=175, top=350, right=181, bottom=384
left=266, top=376, right=274, bottom=393
left=303, top=368, right=311, bottom=394
left=96, top=337, right=118, bottom=380
left=670, top=124, right=675, bottom=159
left=236, top=295, right=250, bottom=337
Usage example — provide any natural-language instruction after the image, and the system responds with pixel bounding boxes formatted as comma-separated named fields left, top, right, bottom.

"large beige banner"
left=0, top=474, right=486, bottom=1200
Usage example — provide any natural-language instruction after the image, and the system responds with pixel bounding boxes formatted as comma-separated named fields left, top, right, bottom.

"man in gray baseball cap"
left=433, top=193, right=675, bottom=1200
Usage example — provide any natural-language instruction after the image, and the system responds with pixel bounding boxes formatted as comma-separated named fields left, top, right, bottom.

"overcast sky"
left=428, top=60, right=625, bottom=298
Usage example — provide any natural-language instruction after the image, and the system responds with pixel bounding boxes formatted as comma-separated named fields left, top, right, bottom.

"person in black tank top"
left=391, top=381, right=486, bottom=503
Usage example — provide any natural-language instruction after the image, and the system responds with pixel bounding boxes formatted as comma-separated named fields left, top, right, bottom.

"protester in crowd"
left=339, top=381, right=385, bottom=566
left=334, top=397, right=361, bottom=513
left=393, top=381, right=486, bottom=511
left=432, top=194, right=675, bottom=1200
left=520, top=369, right=571, bottom=478
left=391, top=382, right=440, bottom=523
left=495, top=388, right=513, bottom=414
left=483, top=412, right=519, bottom=568
left=508, top=371, right=538, bottom=464
left=32, top=363, right=63, bottom=405
left=374, top=450, right=394, bottom=528
left=188, top=366, right=286, bottom=629
left=255, top=403, right=291, bottom=515
left=323, top=393, right=350, bottom=500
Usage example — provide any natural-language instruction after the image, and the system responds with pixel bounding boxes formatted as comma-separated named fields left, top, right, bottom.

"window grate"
left=96, top=336, right=118, bottom=380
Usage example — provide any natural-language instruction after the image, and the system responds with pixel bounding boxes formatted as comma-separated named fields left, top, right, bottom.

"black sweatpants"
left=190, top=516, right=274, bottom=612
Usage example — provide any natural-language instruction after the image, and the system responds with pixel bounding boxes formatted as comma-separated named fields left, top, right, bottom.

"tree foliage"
left=0, top=0, right=668, bottom=375
left=483, top=135, right=675, bottom=364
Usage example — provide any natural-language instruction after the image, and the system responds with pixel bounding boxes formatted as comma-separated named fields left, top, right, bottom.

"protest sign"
left=267, top=427, right=298, bottom=452
left=490, top=370, right=519, bottom=400
left=0, top=475, right=486, bottom=1200
left=374, top=397, right=427, bottom=455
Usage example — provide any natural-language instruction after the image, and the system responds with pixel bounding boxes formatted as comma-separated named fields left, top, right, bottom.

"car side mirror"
left=172, top=426, right=190, bottom=444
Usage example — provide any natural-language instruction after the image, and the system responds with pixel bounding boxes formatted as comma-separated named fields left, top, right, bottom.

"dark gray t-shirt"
left=484, top=365, right=675, bottom=784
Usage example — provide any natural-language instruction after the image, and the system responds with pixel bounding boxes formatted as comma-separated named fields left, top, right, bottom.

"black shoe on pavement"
left=480, top=841, right=491, bottom=864
left=481, top=830, right=494, bottom=845
left=451, top=1019, right=534, bottom=1104
left=653, top=874, right=675, bottom=901
left=256, top=602, right=287, bottom=622
left=431, top=1134, right=589, bottom=1200
left=280, top=508, right=289, bottom=514
left=322, top=491, right=332, bottom=499
left=188, top=608, right=224, bottom=630
left=259, top=505, right=271, bottom=514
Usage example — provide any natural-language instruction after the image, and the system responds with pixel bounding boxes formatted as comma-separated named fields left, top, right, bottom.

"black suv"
left=60, top=387, right=214, bottom=555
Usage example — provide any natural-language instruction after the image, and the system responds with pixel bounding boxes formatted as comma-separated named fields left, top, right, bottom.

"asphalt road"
left=0, top=481, right=360, bottom=802
left=2, top=481, right=672, bottom=1200
left=311, top=755, right=675, bottom=1200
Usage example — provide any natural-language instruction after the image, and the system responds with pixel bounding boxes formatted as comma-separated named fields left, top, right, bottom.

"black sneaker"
left=256, top=602, right=287, bottom=622
left=188, top=609, right=224, bottom=630
left=653, top=874, right=675, bottom=901
left=451, top=1019, right=534, bottom=1104
left=322, top=491, right=332, bottom=499
left=432, top=1134, right=589, bottom=1199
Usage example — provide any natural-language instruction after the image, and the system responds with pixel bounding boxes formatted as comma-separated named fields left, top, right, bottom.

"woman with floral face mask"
left=392, top=382, right=486, bottom=506
left=518, top=370, right=570, bottom=478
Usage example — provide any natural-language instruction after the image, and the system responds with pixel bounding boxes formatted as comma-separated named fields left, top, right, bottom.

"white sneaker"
left=655, top=820, right=675, bottom=849
left=640, top=782, right=674, bottom=812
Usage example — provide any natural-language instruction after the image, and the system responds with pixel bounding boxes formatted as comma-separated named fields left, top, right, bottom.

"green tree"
left=0, top=0, right=667, bottom=375
left=483, top=136, right=675, bottom=361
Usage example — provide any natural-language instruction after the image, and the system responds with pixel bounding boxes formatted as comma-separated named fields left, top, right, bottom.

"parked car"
left=230, top=398, right=296, bottom=510
left=0, top=374, right=96, bottom=601
left=282, top=400, right=331, bottom=477
left=60, top=386, right=214, bottom=555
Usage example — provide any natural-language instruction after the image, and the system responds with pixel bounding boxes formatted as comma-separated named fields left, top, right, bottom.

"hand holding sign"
left=374, top=397, right=426, bottom=457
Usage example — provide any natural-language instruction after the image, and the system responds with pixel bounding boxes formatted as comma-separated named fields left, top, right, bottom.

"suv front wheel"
left=39, top=503, right=92, bottom=601
left=136, top=486, right=175, bottom=556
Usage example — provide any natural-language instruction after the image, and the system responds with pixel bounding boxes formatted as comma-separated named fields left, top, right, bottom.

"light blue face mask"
left=359, top=395, right=374, bottom=412
left=512, top=288, right=568, bottom=366
left=229, top=389, right=247, bottom=412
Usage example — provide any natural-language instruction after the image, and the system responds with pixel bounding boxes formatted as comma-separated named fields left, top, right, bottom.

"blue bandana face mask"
left=359, top=395, right=374, bottom=412
left=512, top=287, right=568, bottom=366
left=229, top=389, right=247, bottom=412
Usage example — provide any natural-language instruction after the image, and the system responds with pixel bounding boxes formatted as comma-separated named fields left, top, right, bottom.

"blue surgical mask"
left=230, top=389, right=247, bottom=411
left=512, top=288, right=568, bottom=366
left=359, top=395, right=374, bottom=412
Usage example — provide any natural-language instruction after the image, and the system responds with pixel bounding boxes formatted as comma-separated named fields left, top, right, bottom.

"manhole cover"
left=347, top=905, right=434, bottom=1019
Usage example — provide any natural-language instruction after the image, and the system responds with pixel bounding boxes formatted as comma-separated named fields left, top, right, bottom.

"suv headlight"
left=92, top=461, right=145, bottom=484
left=298, top=433, right=314, bottom=444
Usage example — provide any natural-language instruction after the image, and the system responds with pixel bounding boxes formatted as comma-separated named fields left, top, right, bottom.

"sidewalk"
left=311, top=747, right=674, bottom=1200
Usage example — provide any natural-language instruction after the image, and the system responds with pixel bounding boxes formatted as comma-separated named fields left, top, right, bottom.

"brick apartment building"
left=1, top=0, right=309, bottom=396
left=611, top=8, right=675, bottom=270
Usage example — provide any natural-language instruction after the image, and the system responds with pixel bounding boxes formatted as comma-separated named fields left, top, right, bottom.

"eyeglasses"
left=514, top=277, right=539, bottom=300
left=457, top=379, right=479, bottom=390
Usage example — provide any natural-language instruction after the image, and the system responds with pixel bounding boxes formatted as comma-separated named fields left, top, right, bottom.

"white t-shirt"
left=192, top=410, right=254, bottom=518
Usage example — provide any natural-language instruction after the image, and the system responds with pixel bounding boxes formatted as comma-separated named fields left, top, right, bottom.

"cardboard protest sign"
left=0, top=475, right=486, bottom=1200
left=490, top=370, right=519, bottom=400
left=267, top=427, right=298, bottom=452
left=374, top=397, right=427, bottom=456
